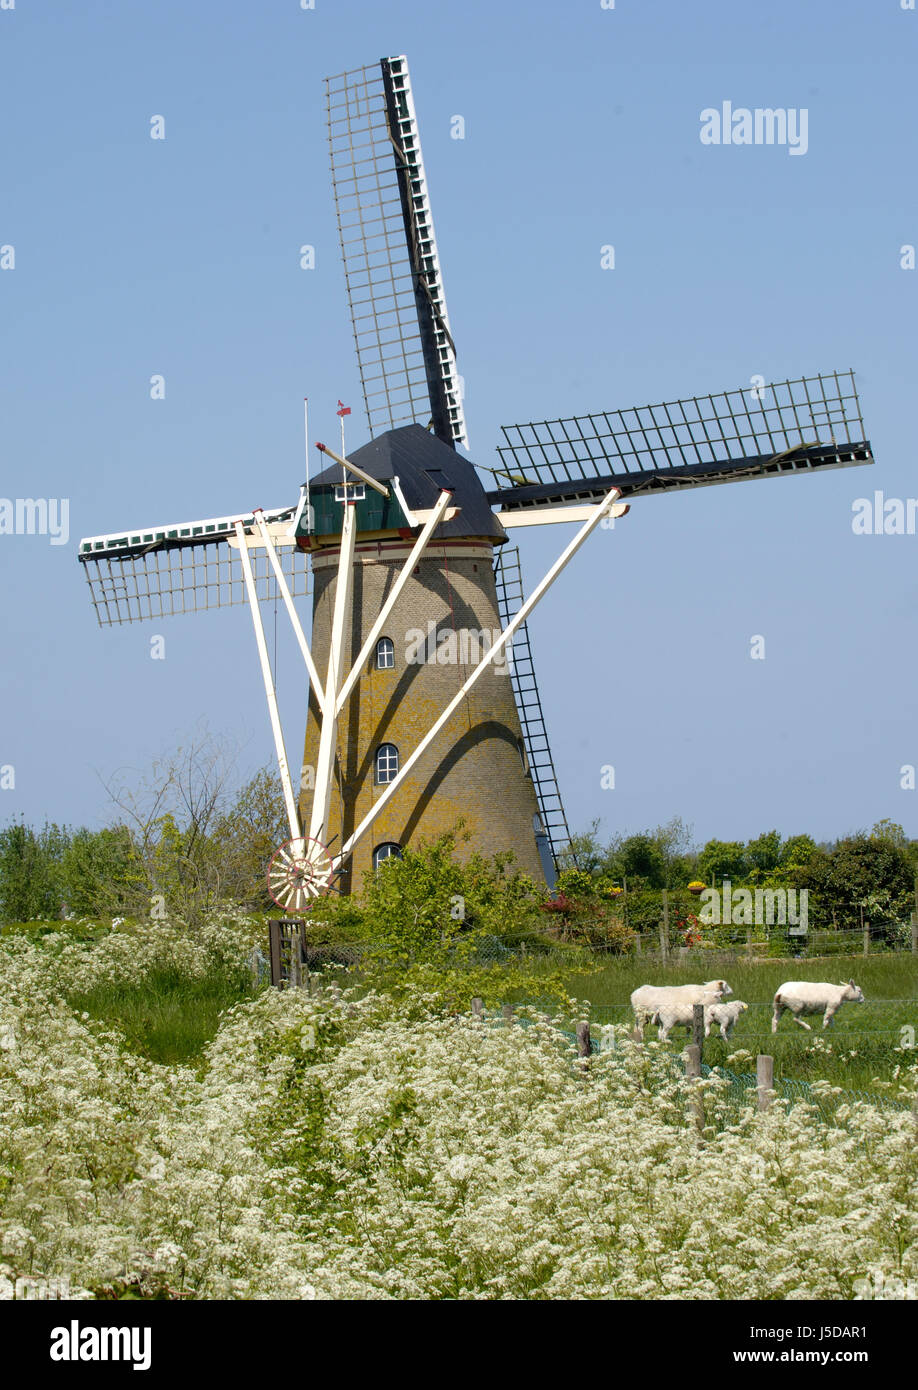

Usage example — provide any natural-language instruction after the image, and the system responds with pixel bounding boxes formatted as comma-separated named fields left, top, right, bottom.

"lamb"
left=771, top=979, right=865, bottom=1032
left=649, top=991, right=723, bottom=1042
left=704, top=999, right=748, bottom=1041
left=631, top=979, right=732, bottom=1040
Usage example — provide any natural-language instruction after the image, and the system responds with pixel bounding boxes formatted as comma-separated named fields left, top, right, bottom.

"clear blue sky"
left=1, top=0, right=916, bottom=851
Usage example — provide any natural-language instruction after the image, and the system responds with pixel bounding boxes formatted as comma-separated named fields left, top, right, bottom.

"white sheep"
left=771, top=979, right=865, bottom=1032
left=630, top=979, right=732, bottom=1039
left=649, top=990, right=723, bottom=1043
left=704, top=999, right=749, bottom=1041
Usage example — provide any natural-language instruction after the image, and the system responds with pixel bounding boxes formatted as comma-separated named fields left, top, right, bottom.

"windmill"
left=78, top=54, right=875, bottom=909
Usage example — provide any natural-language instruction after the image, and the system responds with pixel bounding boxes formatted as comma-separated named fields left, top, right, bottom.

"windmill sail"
left=78, top=506, right=308, bottom=626
left=491, top=370, right=872, bottom=517
left=325, top=56, right=466, bottom=447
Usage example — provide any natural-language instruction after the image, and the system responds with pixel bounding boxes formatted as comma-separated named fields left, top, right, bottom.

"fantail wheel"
left=267, top=836, right=334, bottom=912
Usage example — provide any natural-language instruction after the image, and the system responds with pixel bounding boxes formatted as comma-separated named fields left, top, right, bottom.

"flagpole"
left=336, top=400, right=351, bottom=482
left=304, top=398, right=310, bottom=537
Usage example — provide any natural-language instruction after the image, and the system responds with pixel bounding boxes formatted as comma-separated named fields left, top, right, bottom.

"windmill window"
left=373, top=842, right=402, bottom=871
left=375, top=636, right=395, bottom=670
left=375, top=743, right=399, bottom=785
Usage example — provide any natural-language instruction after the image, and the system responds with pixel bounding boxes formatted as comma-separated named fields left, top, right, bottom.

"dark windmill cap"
left=310, top=424, right=507, bottom=542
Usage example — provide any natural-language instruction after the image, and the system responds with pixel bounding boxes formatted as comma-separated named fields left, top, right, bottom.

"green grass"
left=66, top=967, right=258, bottom=1067
left=537, top=953, right=918, bottom=1094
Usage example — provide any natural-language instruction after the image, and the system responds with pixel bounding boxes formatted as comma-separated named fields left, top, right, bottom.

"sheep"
left=771, top=979, right=865, bottom=1033
left=649, top=996, right=748, bottom=1044
left=631, top=979, right=732, bottom=1040
left=704, top=999, right=749, bottom=1041
left=649, top=990, right=725, bottom=1043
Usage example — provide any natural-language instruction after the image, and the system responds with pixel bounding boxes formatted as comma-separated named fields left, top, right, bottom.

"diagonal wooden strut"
left=333, top=486, right=623, bottom=868
left=234, top=519, right=302, bottom=846
left=334, top=489, right=454, bottom=716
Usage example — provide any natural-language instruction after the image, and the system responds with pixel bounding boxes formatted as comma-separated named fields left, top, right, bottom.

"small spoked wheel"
left=267, top=837, right=333, bottom=911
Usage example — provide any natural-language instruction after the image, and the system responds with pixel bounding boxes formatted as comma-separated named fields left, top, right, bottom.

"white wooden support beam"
left=334, top=489, right=454, bottom=717
left=334, top=485, right=622, bottom=866
left=496, top=501, right=630, bottom=528
left=233, top=520, right=302, bottom=846
left=308, top=500, right=357, bottom=846
left=315, top=442, right=390, bottom=497
left=252, top=509, right=326, bottom=717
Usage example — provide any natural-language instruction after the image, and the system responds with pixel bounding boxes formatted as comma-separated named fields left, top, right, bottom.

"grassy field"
left=65, top=966, right=255, bottom=1067
left=41, top=923, right=918, bottom=1095
left=542, top=953, right=918, bottom=1093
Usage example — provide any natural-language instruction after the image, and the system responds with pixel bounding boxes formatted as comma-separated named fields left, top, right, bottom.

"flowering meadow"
left=1, top=918, right=917, bottom=1300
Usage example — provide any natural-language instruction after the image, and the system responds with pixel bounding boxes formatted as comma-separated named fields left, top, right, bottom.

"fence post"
left=911, top=912, right=917, bottom=955
left=692, top=1002, right=705, bottom=1056
left=684, top=1043, right=704, bottom=1134
left=502, top=1004, right=514, bottom=1022
left=576, top=1021, right=592, bottom=1058
left=756, top=1054, right=774, bottom=1112
left=863, top=922, right=870, bottom=957
left=659, top=889, right=667, bottom=967
left=471, top=997, right=484, bottom=1018
left=268, top=920, right=283, bottom=987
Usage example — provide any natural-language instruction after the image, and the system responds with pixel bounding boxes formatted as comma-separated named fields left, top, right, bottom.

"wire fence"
left=490, top=1010, right=916, bottom=1123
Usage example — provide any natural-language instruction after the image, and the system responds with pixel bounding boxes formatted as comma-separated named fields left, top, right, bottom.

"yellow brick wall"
left=300, top=538, right=546, bottom=893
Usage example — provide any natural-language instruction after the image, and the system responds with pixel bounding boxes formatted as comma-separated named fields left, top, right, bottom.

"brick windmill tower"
left=301, top=424, right=547, bottom=891
left=77, top=54, right=875, bottom=911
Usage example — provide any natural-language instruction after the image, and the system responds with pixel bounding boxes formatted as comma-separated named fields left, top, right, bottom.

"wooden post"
left=660, top=889, right=670, bottom=963
left=576, top=1021, right=592, bottom=1058
left=692, top=1002, right=705, bottom=1055
left=502, top=1004, right=514, bottom=1022
left=863, top=911, right=870, bottom=957
left=746, top=926, right=753, bottom=957
left=635, top=932, right=642, bottom=955
left=684, top=1043, right=704, bottom=1134
left=756, top=1054, right=774, bottom=1112
left=911, top=911, right=918, bottom=956
left=471, top=997, right=484, bottom=1018
left=268, top=920, right=283, bottom=988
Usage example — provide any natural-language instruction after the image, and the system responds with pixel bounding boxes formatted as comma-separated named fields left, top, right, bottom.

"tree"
left=618, top=834, right=666, bottom=889
left=798, top=833, right=913, bottom=933
left=211, top=767, right=289, bottom=910
left=555, top=819, right=605, bottom=876
left=780, top=834, right=817, bottom=869
left=99, top=729, right=244, bottom=924
left=652, top=816, right=696, bottom=889
left=0, top=821, right=64, bottom=922
left=698, top=839, right=748, bottom=885
left=60, top=825, right=139, bottom=918
left=746, top=830, right=782, bottom=875
left=871, top=819, right=908, bottom=850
